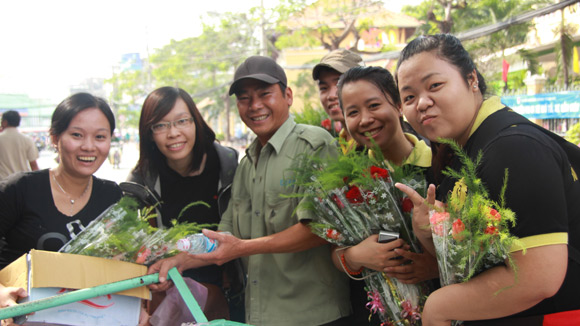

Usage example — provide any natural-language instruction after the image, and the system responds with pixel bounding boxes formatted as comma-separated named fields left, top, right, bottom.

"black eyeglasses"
left=150, top=117, right=194, bottom=134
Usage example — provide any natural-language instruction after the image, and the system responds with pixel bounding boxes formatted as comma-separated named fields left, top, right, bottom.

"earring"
left=473, top=84, right=478, bottom=89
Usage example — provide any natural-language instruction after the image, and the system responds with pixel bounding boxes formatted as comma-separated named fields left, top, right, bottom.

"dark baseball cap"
left=229, top=56, right=287, bottom=96
left=312, top=49, right=363, bottom=80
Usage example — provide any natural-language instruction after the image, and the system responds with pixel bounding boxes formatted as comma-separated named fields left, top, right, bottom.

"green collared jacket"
left=219, top=118, right=351, bottom=326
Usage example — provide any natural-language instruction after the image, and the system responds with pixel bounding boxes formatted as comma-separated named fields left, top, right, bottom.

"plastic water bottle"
left=176, top=233, right=220, bottom=254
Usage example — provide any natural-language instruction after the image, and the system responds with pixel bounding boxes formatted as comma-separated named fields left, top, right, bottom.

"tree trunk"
left=561, top=10, right=570, bottom=89
left=224, top=91, right=231, bottom=142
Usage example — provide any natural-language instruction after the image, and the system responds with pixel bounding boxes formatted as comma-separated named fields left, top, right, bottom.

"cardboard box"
left=0, top=250, right=150, bottom=325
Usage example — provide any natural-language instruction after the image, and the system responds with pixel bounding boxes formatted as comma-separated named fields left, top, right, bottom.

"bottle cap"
left=176, top=239, right=190, bottom=251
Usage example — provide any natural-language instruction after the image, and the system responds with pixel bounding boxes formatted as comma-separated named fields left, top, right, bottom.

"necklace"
left=52, top=172, right=91, bottom=215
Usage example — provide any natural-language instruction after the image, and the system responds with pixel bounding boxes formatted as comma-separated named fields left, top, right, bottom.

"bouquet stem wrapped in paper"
left=60, top=196, right=214, bottom=265
left=428, top=141, right=522, bottom=325
left=292, top=149, right=430, bottom=326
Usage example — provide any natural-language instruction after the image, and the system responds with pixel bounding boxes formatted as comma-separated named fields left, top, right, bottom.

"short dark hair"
left=395, top=34, right=487, bottom=96
left=337, top=66, right=406, bottom=128
left=2, top=110, right=21, bottom=127
left=135, top=87, right=216, bottom=176
left=50, top=93, right=115, bottom=137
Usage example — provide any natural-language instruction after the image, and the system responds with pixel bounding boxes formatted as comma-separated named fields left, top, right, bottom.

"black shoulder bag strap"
left=467, top=107, right=580, bottom=264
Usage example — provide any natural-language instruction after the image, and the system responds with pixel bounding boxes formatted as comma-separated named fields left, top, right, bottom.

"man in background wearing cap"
left=149, top=56, right=351, bottom=325
left=0, top=110, right=39, bottom=180
left=312, top=49, right=363, bottom=153
left=313, top=49, right=382, bottom=326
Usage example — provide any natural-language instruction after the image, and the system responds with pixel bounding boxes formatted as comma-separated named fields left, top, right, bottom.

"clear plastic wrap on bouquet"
left=300, top=160, right=429, bottom=325
left=429, top=209, right=514, bottom=287
left=426, top=140, right=522, bottom=326
left=364, top=270, right=425, bottom=326
left=60, top=196, right=153, bottom=260
left=60, top=196, right=211, bottom=265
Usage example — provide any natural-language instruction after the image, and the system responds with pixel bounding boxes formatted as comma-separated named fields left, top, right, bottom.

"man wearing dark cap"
left=150, top=56, right=351, bottom=325
left=0, top=110, right=39, bottom=179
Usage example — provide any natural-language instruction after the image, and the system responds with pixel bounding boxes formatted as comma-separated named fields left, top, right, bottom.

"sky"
left=0, top=0, right=413, bottom=102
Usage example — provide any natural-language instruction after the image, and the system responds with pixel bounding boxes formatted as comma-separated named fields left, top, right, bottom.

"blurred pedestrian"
left=0, top=110, right=39, bottom=179
left=113, top=148, right=121, bottom=169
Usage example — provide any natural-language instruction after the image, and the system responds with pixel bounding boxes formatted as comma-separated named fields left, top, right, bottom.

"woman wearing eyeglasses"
left=128, top=87, right=240, bottom=322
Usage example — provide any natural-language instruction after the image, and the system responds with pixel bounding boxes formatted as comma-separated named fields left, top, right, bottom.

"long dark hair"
left=134, top=87, right=216, bottom=176
left=395, top=34, right=487, bottom=182
left=50, top=93, right=115, bottom=137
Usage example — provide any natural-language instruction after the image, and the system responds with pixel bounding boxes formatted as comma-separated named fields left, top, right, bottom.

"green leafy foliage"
left=566, top=122, right=580, bottom=145
left=433, top=139, right=522, bottom=287
left=61, top=196, right=215, bottom=265
left=293, top=105, right=327, bottom=128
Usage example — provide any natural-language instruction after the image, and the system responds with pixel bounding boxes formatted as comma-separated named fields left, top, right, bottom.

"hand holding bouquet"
left=396, top=141, right=523, bottom=326
left=291, top=148, right=430, bottom=326
left=428, top=141, right=521, bottom=287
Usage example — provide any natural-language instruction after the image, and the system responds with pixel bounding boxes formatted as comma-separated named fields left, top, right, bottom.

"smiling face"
left=52, top=108, right=111, bottom=178
left=397, top=51, right=482, bottom=146
left=235, top=79, right=292, bottom=145
left=317, top=68, right=344, bottom=123
left=342, top=80, right=405, bottom=156
left=151, top=97, right=196, bottom=171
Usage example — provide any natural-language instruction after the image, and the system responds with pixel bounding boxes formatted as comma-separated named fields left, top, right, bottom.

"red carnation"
left=370, top=166, right=389, bottom=179
left=345, top=186, right=364, bottom=204
left=487, top=208, right=501, bottom=222
left=452, top=219, right=466, bottom=241
left=401, top=197, right=413, bottom=213
left=321, top=118, right=332, bottom=131
left=485, top=225, right=499, bottom=235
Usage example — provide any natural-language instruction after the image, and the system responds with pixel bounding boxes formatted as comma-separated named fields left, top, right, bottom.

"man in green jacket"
left=150, top=56, right=351, bottom=326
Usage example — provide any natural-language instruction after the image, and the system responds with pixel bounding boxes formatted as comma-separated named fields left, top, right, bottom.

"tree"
left=553, top=9, right=578, bottom=89
left=566, top=122, right=580, bottom=145
left=106, top=66, right=151, bottom=133
left=107, top=10, right=262, bottom=142
left=275, top=0, right=386, bottom=52
left=427, top=0, right=467, bottom=33
left=403, top=0, right=470, bottom=34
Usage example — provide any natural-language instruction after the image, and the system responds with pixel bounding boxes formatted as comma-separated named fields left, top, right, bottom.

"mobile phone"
left=378, top=231, right=399, bottom=243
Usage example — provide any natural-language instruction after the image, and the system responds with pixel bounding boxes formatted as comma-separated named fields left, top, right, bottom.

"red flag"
left=502, top=59, right=510, bottom=83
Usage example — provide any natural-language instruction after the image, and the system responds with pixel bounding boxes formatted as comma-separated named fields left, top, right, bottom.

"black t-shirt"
left=0, top=169, right=122, bottom=269
left=439, top=122, right=580, bottom=323
left=158, top=145, right=221, bottom=228
left=158, top=146, right=223, bottom=285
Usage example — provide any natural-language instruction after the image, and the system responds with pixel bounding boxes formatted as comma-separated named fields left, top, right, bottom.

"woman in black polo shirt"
left=395, top=34, right=580, bottom=325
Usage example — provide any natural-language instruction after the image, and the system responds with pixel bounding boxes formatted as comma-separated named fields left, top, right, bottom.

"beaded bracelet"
left=340, top=252, right=363, bottom=276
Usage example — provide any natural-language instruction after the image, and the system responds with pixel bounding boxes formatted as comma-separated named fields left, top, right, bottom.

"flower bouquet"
left=428, top=141, right=522, bottom=325
left=60, top=196, right=214, bottom=265
left=291, top=148, right=429, bottom=326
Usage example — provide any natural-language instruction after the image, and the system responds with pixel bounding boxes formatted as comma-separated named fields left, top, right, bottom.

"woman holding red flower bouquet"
left=332, top=66, right=439, bottom=284
left=395, top=34, right=580, bottom=326
left=326, top=66, right=439, bottom=325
